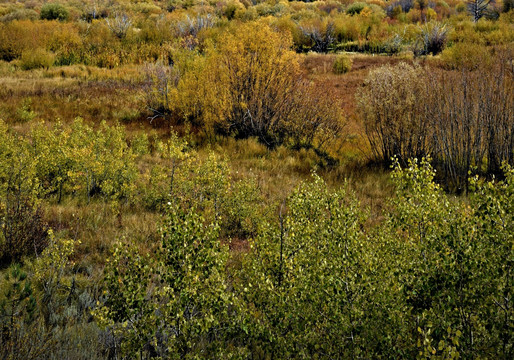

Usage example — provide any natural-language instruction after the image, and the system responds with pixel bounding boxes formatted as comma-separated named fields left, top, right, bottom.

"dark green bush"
left=0, top=200, right=48, bottom=267
left=40, top=3, right=69, bottom=21
left=504, top=0, right=514, bottom=12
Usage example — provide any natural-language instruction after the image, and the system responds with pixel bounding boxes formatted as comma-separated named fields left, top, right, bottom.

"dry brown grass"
left=0, top=65, right=148, bottom=134
left=302, top=53, right=414, bottom=123
left=300, top=53, right=420, bottom=163
left=44, top=201, right=160, bottom=272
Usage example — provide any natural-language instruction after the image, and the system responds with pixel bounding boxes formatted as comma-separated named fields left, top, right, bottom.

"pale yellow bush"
left=20, top=48, right=55, bottom=70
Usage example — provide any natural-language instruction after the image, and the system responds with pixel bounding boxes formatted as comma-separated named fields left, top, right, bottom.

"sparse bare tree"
left=467, top=0, right=492, bottom=22
left=299, top=22, right=336, bottom=53
left=176, top=14, right=217, bottom=50
left=143, top=62, right=181, bottom=123
left=105, top=13, right=132, bottom=39
left=83, top=0, right=106, bottom=22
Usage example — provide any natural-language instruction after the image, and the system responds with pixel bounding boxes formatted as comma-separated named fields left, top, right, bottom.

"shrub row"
left=95, top=158, right=514, bottom=359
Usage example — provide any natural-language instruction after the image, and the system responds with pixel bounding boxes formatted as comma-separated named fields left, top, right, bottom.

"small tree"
left=0, top=265, right=38, bottom=359
left=0, top=121, right=47, bottom=266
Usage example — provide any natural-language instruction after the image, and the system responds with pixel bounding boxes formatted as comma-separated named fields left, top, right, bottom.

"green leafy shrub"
left=16, top=98, right=37, bottom=122
left=40, top=3, right=69, bottom=21
left=130, top=133, right=150, bottom=157
left=95, top=202, right=241, bottom=358
left=0, top=20, right=57, bottom=62
left=138, top=132, right=191, bottom=210
left=32, top=119, right=137, bottom=203
left=240, top=174, right=369, bottom=358
left=0, top=121, right=47, bottom=266
left=333, top=54, right=352, bottom=74
left=0, top=264, right=38, bottom=358
left=440, top=42, right=492, bottom=70
left=95, top=158, right=514, bottom=358
left=382, top=158, right=514, bottom=358
left=0, top=9, right=38, bottom=22
left=1, top=228, right=92, bottom=359
left=220, top=178, right=264, bottom=239
left=31, top=230, right=79, bottom=329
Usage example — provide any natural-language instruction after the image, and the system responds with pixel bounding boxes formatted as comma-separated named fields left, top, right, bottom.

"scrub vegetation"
left=0, top=0, right=512, bottom=358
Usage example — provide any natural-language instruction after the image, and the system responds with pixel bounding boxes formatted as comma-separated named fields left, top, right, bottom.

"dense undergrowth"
left=0, top=0, right=513, bottom=359
left=1, top=137, right=513, bottom=358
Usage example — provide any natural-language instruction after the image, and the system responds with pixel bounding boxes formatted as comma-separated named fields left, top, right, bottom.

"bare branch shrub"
left=0, top=199, right=48, bottom=266
left=143, top=62, right=181, bottom=122
left=358, top=53, right=513, bottom=189
left=357, top=63, right=428, bottom=165
left=178, top=14, right=216, bottom=38
left=105, top=13, right=132, bottom=39
left=298, top=21, right=336, bottom=53
left=413, top=22, right=449, bottom=56
left=287, top=83, right=345, bottom=151
left=177, top=14, right=217, bottom=50
left=427, top=50, right=513, bottom=186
